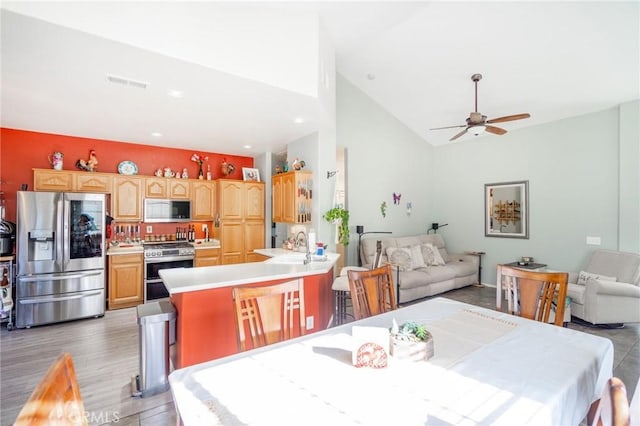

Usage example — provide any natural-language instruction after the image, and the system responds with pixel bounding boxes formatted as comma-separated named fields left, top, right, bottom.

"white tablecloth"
left=169, top=297, right=613, bottom=425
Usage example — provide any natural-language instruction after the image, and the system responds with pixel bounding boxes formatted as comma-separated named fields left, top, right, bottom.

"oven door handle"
left=18, top=290, right=103, bottom=304
left=144, top=255, right=194, bottom=263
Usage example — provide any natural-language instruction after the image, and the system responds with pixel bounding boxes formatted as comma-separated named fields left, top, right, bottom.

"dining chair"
left=587, top=377, right=631, bottom=426
left=496, top=265, right=569, bottom=327
left=332, top=240, right=384, bottom=325
left=347, top=262, right=397, bottom=320
left=232, top=278, right=305, bottom=351
left=15, top=352, right=87, bottom=426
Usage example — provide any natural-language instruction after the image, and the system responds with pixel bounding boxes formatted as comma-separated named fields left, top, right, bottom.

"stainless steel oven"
left=143, top=242, right=194, bottom=302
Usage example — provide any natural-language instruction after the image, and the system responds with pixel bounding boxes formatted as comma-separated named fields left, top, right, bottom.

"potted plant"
left=390, top=320, right=434, bottom=361
left=323, top=207, right=350, bottom=246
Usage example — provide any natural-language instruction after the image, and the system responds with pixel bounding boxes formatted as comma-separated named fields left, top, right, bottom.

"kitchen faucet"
left=295, top=231, right=311, bottom=265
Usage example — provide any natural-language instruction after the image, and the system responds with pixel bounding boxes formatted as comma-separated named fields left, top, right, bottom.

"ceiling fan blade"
left=486, top=113, right=531, bottom=124
left=449, top=128, right=468, bottom=141
left=430, top=124, right=466, bottom=131
left=485, top=125, right=507, bottom=135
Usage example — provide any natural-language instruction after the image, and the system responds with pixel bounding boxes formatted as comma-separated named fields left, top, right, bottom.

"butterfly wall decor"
left=393, top=193, right=401, bottom=205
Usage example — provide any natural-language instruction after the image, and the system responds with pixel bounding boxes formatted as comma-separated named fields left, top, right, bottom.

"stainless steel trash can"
left=131, top=300, right=176, bottom=398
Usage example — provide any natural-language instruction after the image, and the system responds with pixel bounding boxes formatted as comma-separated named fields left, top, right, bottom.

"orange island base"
left=160, top=250, right=340, bottom=368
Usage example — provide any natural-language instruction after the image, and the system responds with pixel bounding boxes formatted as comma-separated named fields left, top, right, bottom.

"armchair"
left=567, top=249, right=640, bottom=325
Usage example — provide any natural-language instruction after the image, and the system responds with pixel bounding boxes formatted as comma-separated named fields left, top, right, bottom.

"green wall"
left=337, top=73, right=638, bottom=285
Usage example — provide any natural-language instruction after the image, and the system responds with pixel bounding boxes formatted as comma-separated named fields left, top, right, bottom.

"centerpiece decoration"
left=390, top=319, right=434, bottom=361
left=323, top=207, right=350, bottom=246
left=191, top=153, right=209, bottom=179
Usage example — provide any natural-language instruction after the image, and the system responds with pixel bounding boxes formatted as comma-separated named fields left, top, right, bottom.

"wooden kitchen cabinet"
left=191, top=181, right=216, bottom=220
left=195, top=248, right=220, bottom=267
left=108, top=253, right=143, bottom=309
left=145, top=177, right=167, bottom=198
left=112, top=175, right=143, bottom=221
left=272, top=170, right=312, bottom=224
left=33, top=169, right=73, bottom=191
left=217, top=180, right=265, bottom=264
left=74, top=173, right=111, bottom=193
left=169, top=179, right=190, bottom=199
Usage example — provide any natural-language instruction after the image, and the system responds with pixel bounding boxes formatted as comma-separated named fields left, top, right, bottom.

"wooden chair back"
left=15, top=352, right=87, bottom=426
left=587, top=377, right=631, bottom=426
left=497, top=265, right=569, bottom=327
left=232, top=278, right=305, bottom=351
left=347, top=263, right=397, bottom=320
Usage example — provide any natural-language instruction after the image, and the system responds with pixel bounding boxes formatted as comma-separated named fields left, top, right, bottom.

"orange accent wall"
left=0, top=128, right=253, bottom=222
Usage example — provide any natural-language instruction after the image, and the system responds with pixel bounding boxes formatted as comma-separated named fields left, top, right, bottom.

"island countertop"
left=160, top=250, right=339, bottom=294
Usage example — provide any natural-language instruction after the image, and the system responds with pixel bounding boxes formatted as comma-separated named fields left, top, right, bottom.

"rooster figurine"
left=221, top=158, right=235, bottom=177
left=76, top=149, right=98, bottom=172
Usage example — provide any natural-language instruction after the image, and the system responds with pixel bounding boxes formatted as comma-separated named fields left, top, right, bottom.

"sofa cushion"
left=409, top=245, right=427, bottom=269
left=386, top=247, right=413, bottom=271
left=421, top=243, right=445, bottom=266
left=577, top=270, right=617, bottom=286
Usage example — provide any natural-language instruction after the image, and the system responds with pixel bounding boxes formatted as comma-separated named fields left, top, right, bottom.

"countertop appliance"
left=144, top=241, right=194, bottom=301
left=16, top=191, right=106, bottom=328
left=0, top=220, right=16, bottom=256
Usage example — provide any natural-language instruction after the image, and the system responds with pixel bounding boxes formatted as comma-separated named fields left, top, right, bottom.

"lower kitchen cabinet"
left=108, top=253, right=143, bottom=310
left=195, top=248, right=220, bottom=267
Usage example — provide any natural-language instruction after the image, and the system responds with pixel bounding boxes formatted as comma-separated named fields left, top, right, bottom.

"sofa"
left=566, top=249, right=640, bottom=325
left=359, top=234, right=479, bottom=304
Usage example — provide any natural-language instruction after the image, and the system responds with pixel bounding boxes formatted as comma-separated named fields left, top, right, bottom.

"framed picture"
left=484, top=180, right=529, bottom=239
left=242, top=167, right=260, bottom=182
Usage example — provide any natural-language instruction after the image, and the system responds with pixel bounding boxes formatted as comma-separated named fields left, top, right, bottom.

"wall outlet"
left=146, top=225, right=152, bottom=233
left=586, top=236, right=601, bottom=245
left=202, top=224, right=207, bottom=231
left=306, top=315, right=314, bottom=330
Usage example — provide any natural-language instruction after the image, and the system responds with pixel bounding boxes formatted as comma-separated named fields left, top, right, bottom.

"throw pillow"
left=421, top=244, right=446, bottom=266
left=577, top=271, right=617, bottom=285
left=386, top=247, right=413, bottom=272
left=409, top=245, right=427, bottom=269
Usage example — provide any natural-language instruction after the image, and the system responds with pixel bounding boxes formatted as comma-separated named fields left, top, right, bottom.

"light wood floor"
left=1, top=285, right=638, bottom=425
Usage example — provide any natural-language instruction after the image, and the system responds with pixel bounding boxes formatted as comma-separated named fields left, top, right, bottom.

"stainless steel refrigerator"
left=16, top=191, right=106, bottom=328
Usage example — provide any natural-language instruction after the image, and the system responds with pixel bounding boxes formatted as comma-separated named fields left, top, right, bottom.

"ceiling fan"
left=430, top=73, right=530, bottom=142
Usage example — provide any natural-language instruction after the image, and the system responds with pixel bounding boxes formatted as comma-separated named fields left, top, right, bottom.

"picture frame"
left=484, top=180, right=529, bottom=239
left=242, top=167, right=260, bottom=182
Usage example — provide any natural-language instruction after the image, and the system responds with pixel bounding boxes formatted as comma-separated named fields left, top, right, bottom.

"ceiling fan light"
left=470, top=125, right=486, bottom=136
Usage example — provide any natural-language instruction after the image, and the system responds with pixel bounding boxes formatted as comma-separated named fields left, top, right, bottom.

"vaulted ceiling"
left=2, top=2, right=638, bottom=155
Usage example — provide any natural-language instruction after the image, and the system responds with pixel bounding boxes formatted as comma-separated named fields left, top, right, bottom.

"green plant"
left=393, top=321, right=431, bottom=342
left=323, top=207, right=350, bottom=246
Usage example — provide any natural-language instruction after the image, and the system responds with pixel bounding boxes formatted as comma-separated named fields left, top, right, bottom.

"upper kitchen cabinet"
left=145, top=178, right=190, bottom=199
left=34, top=169, right=112, bottom=192
left=112, top=175, right=143, bottom=221
left=272, top=171, right=312, bottom=224
left=74, top=173, right=111, bottom=193
left=191, top=181, right=216, bottom=221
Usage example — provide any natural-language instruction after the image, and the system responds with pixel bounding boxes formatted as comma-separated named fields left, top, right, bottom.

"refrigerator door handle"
left=56, top=195, right=65, bottom=271
left=18, top=290, right=103, bottom=304
left=18, top=270, right=104, bottom=282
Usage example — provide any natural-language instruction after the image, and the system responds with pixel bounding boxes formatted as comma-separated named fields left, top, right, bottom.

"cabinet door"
left=33, top=169, right=73, bottom=191
left=245, top=221, right=266, bottom=263
left=169, top=180, right=190, bottom=199
left=282, top=172, right=296, bottom=223
left=245, top=182, right=264, bottom=221
left=108, top=253, right=143, bottom=309
left=272, top=174, right=283, bottom=222
left=145, top=177, right=167, bottom=198
left=192, top=181, right=215, bottom=220
left=74, top=173, right=111, bottom=193
left=218, top=180, right=243, bottom=221
left=112, top=176, right=142, bottom=221
left=195, top=248, right=220, bottom=267
left=219, top=222, right=244, bottom=264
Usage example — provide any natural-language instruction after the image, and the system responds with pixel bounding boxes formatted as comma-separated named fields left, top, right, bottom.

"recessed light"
left=293, top=117, right=304, bottom=124
left=151, top=132, right=163, bottom=137
left=167, top=89, right=184, bottom=98
left=243, top=145, right=252, bottom=149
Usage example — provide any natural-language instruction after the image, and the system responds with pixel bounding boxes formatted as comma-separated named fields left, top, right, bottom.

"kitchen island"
left=160, top=249, right=339, bottom=368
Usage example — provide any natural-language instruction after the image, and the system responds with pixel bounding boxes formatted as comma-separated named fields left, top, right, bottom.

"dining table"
left=168, top=297, right=613, bottom=425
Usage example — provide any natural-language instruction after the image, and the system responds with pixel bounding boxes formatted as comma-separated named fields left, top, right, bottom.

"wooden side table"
left=465, top=251, right=485, bottom=287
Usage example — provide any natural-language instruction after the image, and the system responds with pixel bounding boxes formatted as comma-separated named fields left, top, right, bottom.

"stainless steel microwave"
left=144, top=199, right=191, bottom=222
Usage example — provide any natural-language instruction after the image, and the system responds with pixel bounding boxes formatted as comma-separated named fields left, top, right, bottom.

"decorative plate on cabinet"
left=118, top=161, right=138, bottom=175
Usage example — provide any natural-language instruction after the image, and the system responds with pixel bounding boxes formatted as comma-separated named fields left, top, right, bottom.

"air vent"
left=106, top=74, right=148, bottom=89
